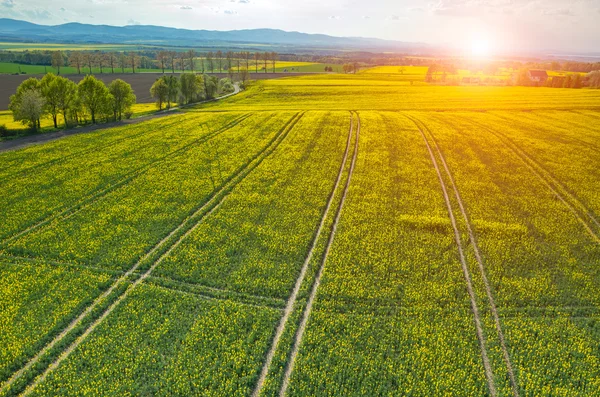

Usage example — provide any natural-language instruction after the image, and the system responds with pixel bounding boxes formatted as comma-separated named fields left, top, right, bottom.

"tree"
left=588, top=71, right=600, bottom=88
left=108, top=79, right=136, bottom=120
left=55, top=76, right=78, bottom=127
left=203, top=74, right=218, bottom=99
left=69, top=51, right=83, bottom=74
left=254, top=52, right=260, bottom=73
left=169, top=51, right=177, bottom=73
left=12, top=90, right=45, bottom=131
left=78, top=75, right=110, bottom=124
left=216, top=50, right=223, bottom=72
left=119, top=53, right=127, bottom=73
left=187, top=50, right=196, bottom=73
left=352, top=62, right=359, bottom=73
left=150, top=78, right=169, bottom=110
left=206, top=51, right=214, bottom=73
left=240, top=67, right=250, bottom=85
left=226, top=51, right=234, bottom=79
left=107, top=52, right=117, bottom=74
left=40, top=73, right=61, bottom=128
left=242, top=51, right=250, bottom=71
left=129, top=52, right=139, bottom=73
left=270, top=52, right=277, bottom=73
left=84, top=53, right=93, bottom=74
left=262, top=52, right=269, bottom=73
left=9, top=78, right=44, bottom=130
left=571, top=73, right=583, bottom=88
left=515, top=68, right=531, bottom=86
left=563, top=74, right=572, bottom=88
left=164, top=75, right=179, bottom=109
left=96, top=52, right=106, bottom=74
left=179, top=52, right=186, bottom=72
left=226, top=51, right=233, bottom=75
left=51, top=51, right=64, bottom=75
left=180, top=73, right=203, bottom=104
left=157, top=51, right=168, bottom=73
left=551, top=61, right=561, bottom=71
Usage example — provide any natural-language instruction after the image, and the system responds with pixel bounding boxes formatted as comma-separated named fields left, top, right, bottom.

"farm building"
left=528, top=70, right=549, bottom=83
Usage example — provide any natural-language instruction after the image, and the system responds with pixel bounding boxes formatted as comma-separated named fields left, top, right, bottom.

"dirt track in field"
left=251, top=112, right=355, bottom=397
left=408, top=115, right=498, bottom=397
left=1, top=113, right=302, bottom=397
left=277, top=112, right=360, bottom=397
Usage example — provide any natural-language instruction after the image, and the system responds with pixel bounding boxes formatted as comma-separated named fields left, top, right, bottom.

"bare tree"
left=107, top=52, right=117, bottom=74
left=187, top=49, right=196, bottom=73
left=199, top=53, right=205, bottom=73
left=270, top=52, right=277, bottom=73
left=206, top=51, right=214, bottom=73
left=157, top=51, right=168, bottom=73
left=169, top=51, right=176, bottom=73
left=179, top=52, right=186, bottom=72
left=216, top=50, right=223, bottom=72
left=254, top=52, right=260, bottom=73
left=241, top=51, right=250, bottom=71
left=130, top=52, right=139, bottom=73
left=69, top=51, right=83, bottom=74
left=240, top=67, right=249, bottom=85
left=119, top=53, right=127, bottom=73
left=96, top=52, right=105, bottom=74
left=51, top=51, right=64, bottom=75
left=83, top=53, right=93, bottom=74
left=262, top=52, right=269, bottom=73
left=226, top=51, right=233, bottom=74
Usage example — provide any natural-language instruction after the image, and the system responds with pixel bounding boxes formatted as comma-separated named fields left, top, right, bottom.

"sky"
left=2, top=0, right=600, bottom=53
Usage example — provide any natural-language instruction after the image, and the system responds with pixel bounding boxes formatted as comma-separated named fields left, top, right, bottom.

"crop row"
left=0, top=258, right=114, bottom=384
left=201, top=77, right=600, bottom=112
left=0, top=112, right=248, bottom=240
left=416, top=111, right=600, bottom=395
left=13, top=111, right=353, bottom=395
left=283, top=112, right=491, bottom=395
left=4, top=112, right=293, bottom=269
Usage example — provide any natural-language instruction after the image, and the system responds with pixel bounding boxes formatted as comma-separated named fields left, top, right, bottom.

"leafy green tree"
left=40, top=73, right=77, bottom=128
left=164, top=75, right=180, bottom=109
left=9, top=77, right=44, bottom=130
left=11, top=90, right=45, bottom=131
left=562, top=74, right=572, bottom=88
left=203, top=74, right=218, bottom=99
left=150, top=78, right=169, bottom=110
left=180, top=73, right=203, bottom=104
left=108, top=79, right=136, bottom=120
left=78, top=75, right=110, bottom=124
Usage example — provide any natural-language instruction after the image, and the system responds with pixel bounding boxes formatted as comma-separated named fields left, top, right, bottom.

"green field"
left=0, top=73, right=599, bottom=396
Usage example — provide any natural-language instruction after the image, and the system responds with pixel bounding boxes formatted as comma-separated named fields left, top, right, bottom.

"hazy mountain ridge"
left=0, top=18, right=426, bottom=50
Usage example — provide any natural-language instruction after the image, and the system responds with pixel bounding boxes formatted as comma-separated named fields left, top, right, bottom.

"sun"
left=470, top=38, right=492, bottom=58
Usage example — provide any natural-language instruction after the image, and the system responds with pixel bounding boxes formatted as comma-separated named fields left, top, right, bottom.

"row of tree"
left=342, top=63, right=360, bottom=73
left=149, top=74, right=235, bottom=110
left=47, top=50, right=280, bottom=75
left=9, top=74, right=136, bottom=130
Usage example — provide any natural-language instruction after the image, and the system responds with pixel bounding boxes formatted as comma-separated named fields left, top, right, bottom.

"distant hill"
left=0, top=18, right=426, bottom=52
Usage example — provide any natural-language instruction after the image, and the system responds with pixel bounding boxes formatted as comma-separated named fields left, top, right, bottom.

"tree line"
left=149, top=74, right=235, bottom=110
left=3, top=49, right=280, bottom=75
left=8, top=74, right=136, bottom=131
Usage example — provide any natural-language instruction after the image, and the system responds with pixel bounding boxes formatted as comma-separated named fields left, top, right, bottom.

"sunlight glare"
left=470, top=38, right=492, bottom=58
